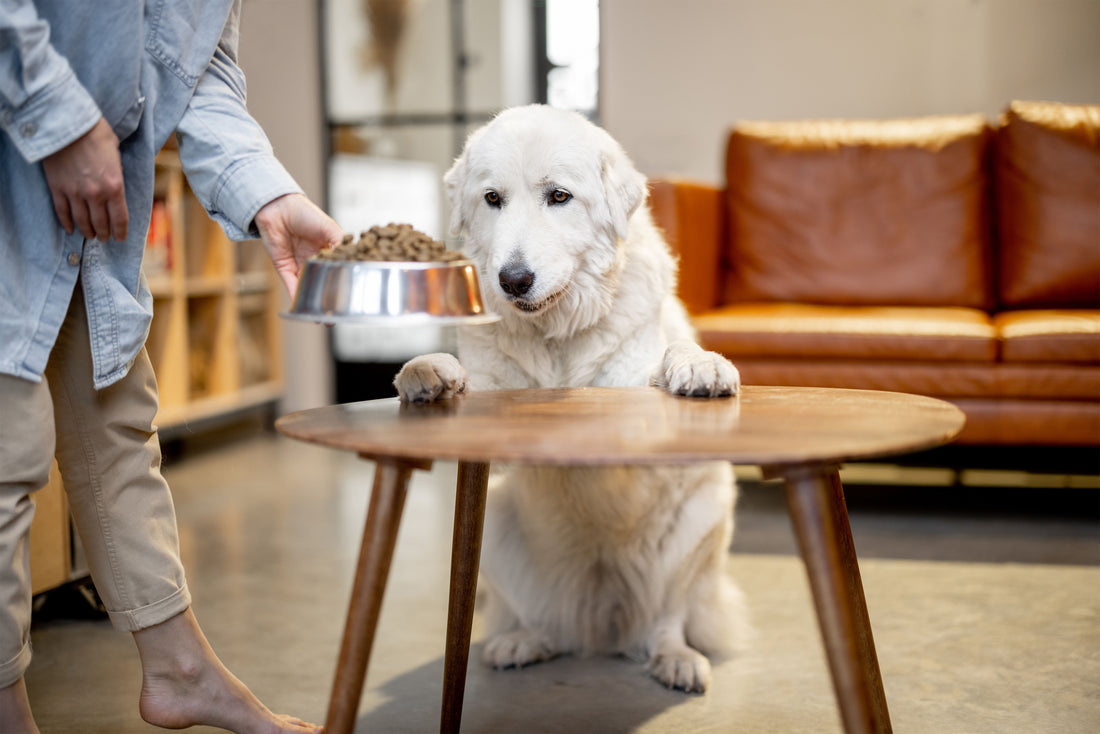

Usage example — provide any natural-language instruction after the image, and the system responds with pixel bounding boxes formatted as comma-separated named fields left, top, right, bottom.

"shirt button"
left=68, top=253, right=80, bottom=266
left=20, top=122, right=37, bottom=138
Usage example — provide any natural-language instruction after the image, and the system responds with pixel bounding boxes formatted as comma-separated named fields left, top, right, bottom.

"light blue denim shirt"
left=0, top=0, right=302, bottom=388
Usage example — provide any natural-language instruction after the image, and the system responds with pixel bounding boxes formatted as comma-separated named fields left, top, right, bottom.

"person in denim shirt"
left=0, top=2, right=342, bottom=732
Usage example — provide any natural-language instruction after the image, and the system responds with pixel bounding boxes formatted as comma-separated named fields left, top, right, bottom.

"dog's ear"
left=444, top=123, right=492, bottom=236
left=443, top=153, right=469, bottom=236
left=599, top=145, right=648, bottom=242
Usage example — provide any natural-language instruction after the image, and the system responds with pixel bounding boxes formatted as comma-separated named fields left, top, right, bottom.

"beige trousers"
left=0, top=281, right=190, bottom=687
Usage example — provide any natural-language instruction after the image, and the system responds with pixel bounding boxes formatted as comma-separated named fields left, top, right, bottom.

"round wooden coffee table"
left=276, top=385, right=965, bottom=734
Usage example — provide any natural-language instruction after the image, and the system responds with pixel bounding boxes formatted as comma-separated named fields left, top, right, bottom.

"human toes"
left=276, top=713, right=324, bottom=733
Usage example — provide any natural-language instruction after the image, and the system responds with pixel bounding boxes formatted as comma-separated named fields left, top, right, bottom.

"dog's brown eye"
left=549, top=189, right=572, bottom=205
left=484, top=190, right=502, bottom=207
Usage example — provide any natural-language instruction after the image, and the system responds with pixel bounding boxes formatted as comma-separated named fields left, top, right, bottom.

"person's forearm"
left=174, top=44, right=301, bottom=241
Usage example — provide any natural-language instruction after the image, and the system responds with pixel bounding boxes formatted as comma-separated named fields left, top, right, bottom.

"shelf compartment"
left=154, top=381, right=282, bottom=437
left=148, top=296, right=189, bottom=410
left=145, top=148, right=283, bottom=432
left=186, top=295, right=239, bottom=399
left=183, top=187, right=232, bottom=281
left=185, top=275, right=231, bottom=296
left=237, top=271, right=273, bottom=295
left=237, top=239, right=270, bottom=274
left=239, top=309, right=275, bottom=386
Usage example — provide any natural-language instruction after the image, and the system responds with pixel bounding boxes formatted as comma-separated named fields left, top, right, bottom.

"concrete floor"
left=25, top=431, right=1100, bottom=734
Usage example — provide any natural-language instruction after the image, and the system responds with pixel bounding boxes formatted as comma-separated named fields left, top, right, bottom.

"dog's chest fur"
left=488, top=463, right=735, bottom=653
left=492, top=323, right=659, bottom=388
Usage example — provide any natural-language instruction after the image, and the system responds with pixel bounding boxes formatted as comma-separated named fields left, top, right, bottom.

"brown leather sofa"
left=650, top=100, right=1099, bottom=446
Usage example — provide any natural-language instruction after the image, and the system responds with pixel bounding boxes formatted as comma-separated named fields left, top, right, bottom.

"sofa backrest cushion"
left=724, top=115, right=993, bottom=309
left=995, top=100, right=1100, bottom=309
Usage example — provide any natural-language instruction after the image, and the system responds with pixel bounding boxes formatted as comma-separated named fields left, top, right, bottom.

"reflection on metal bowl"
left=281, top=259, right=499, bottom=326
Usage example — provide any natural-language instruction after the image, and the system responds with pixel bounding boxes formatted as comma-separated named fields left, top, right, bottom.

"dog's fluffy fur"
left=394, top=105, right=746, bottom=693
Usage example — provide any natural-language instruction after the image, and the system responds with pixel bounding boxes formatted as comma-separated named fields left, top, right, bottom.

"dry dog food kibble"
left=313, top=223, right=466, bottom=262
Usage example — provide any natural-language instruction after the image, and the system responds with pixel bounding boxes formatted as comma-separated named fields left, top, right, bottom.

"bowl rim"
left=284, top=256, right=500, bottom=326
left=279, top=311, right=500, bottom=326
left=303, top=257, right=478, bottom=270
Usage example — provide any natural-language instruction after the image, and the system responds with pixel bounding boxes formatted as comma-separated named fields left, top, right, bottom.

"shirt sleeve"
left=173, top=15, right=303, bottom=242
left=0, top=0, right=101, bottom=162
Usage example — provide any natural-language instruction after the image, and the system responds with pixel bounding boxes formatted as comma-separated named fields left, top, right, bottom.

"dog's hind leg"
left=685, top=574, right=749, bottom=660
left=478, top=483, right=561, bottom=670
left=646, top=616, right=712, bottom=693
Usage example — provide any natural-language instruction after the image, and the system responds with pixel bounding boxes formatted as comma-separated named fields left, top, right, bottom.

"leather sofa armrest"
left=648, top=178, right=726, bottom=314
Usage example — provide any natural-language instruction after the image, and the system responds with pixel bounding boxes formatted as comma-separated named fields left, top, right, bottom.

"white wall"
left=601, top=0, right=1100, bottom=182
left=238, top=0, right=333, bottom=413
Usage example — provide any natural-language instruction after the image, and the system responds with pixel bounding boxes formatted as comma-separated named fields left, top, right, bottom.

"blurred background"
left=235, top=0, right=1100, bottom=412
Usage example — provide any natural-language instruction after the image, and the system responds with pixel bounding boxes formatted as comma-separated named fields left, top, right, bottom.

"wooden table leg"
left=769, top=464, right=892, bottom=734
left=440, top=461, right=490, bottom=734
left=325, top=457, right=431, bottom=734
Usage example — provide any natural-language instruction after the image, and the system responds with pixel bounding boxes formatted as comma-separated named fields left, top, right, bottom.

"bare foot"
left=133, top=609, right=321, bottom=734
left=0, top=678, right=40, bottom=734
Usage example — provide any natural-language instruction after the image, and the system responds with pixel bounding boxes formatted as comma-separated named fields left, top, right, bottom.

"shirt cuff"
left=207, top=153, right=304, bottom=241
left=0, top=64, right=101, bottom=163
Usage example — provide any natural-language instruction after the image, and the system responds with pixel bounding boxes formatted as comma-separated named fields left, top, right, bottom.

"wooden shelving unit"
left=29, top=148, right=286, bottom=596
left=147, top=149, right=285, bottom=433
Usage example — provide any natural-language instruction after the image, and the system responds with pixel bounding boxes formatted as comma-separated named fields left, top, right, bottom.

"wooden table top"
left=275, top=385, right=966, bottom=468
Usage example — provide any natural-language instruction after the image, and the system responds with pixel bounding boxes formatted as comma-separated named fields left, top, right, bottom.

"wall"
left=237, top=0, right=332, bottom=412
left=601, top=0, right=1100, bottom=182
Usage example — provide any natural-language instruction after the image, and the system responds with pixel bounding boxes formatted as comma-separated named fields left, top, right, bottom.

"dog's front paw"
left=393, top=353, right=468, bottom=402
left=658, top=340, right=740, bottom=398
left=482, top=630, right=557, bottom=670
left=648, top=646, right=712, bottom=693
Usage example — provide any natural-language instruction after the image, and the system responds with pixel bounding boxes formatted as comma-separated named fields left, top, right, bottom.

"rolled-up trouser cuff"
left=0, top=638, right=33, bottom=689
left=107, top=584, right=192, bottom=633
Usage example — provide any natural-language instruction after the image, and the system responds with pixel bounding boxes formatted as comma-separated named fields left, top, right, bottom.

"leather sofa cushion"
left=724, top=115, right=993, bottom=309
left=728, top=360, right=1099, bottom=401
left=995, top=310, right=1100, bottom=364
left=694, top=303, right=997, bottom=362
left=944, top=399, right=1099, bottom=446
left=730, top=360, right=995, bottom=398
left=995, top=101, right=1100, bottom=309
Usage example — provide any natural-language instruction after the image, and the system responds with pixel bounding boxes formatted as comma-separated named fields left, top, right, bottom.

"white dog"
left=394, top=105, right=745, bottom=693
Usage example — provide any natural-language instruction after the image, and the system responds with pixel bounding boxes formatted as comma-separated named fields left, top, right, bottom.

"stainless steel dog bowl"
left=282, top=259, right=500, bottom=326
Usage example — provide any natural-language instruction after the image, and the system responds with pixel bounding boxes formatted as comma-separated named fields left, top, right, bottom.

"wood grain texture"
left=440, top=462, right=490, bottom=734
left=324, top=459, right=421, bottom=734
left=781, top=465, right=892, bottom=734
left=277, top=385, right=965, bottom=467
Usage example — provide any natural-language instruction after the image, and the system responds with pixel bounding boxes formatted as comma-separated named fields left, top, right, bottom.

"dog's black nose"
left=499, top=265, right=535, bottom=296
